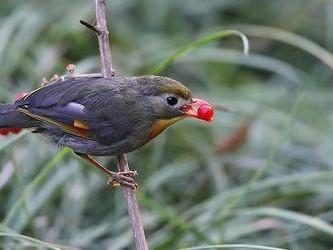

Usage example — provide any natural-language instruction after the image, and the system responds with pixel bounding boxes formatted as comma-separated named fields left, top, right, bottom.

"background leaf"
left=0, top=0, right=332, bottom=249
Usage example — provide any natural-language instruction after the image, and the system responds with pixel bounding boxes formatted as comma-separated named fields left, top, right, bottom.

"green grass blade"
left=0, top=232, right=78, bottom=250
left=236, top=207, right=333, bottom=237
left=179, top=244, right=289, bottom=250
left=148, top=29, right=249, bottom=75
left=216, top=89, right=304, bottom=224
left=0, top=131, right=28, bottom=152
left=2, top=148, right=71, bottom=226
left=187, top=171, right=333, bottom=221
left=137, top=193, right=213, bottom=244
left=178, top=48, right=305, bottom=83
left=230, top=24, right=333, bottom=70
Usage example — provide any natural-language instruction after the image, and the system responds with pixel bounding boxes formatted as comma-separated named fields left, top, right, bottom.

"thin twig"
left=80, top=20, right=102, bottom=35
left=116, top=155, right=149, bottom=250
left=94, top=0, right=115, bottom=76
left=93, top=0, right=148, bottom=249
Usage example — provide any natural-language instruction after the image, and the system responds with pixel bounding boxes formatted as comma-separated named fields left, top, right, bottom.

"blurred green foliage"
left=0, top=0, right=333, bottom=249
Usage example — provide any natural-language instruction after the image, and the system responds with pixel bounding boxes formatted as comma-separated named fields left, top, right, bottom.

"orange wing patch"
left=17, top=108, right=91, bottom=139
left=74, top=120, right=89, bottom=130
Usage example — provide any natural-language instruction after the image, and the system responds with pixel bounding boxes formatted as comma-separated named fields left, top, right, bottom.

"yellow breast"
left=147, top=117, right=184, bottom=140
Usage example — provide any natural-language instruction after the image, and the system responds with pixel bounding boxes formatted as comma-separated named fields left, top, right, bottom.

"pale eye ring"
left=166, top=96, right=178, bottom=106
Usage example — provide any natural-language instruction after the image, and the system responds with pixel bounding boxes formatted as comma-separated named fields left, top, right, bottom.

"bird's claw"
left=117, top=170, right=138, bottom=177
left=107, top=170, right=138, bottom=191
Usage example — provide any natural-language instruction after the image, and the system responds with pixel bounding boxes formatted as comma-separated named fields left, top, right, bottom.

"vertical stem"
left=116, top=155, right=149, bottom=250
left=94, top=0, right=148, bottom=249
left=94, top=0, right=115, bottom=76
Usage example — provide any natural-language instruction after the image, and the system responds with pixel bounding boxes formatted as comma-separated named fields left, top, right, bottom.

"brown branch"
left=80, top=20, right=102, bottom=35
left=94, top=0, right=115, bottom=77
left=116, top=155, right=149, bottom=250
left=93, top=0, right=148, bottom=249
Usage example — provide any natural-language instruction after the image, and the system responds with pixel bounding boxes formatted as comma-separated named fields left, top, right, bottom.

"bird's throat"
left=147, top=117, right=184, bottom=140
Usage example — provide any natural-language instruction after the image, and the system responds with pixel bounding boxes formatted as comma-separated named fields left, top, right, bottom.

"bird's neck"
left=147, top=117, right=184, bottom=140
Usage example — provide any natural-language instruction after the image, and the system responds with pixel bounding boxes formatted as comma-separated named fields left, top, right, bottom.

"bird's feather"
left=14, top=76, right=149, bottom=144
left=17, top=107, right=91, bottom=139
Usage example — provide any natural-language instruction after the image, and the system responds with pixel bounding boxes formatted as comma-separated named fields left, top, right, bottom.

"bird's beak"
left=180, top=98, right=214, bottom=122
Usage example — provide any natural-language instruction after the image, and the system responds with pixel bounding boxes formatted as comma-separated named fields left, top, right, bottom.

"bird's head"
left=136, top=76, right=214, bottom=123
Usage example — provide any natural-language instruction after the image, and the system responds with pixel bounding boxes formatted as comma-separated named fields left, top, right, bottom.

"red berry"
left=15, top=92, right=27, bottom=101
left=0, top=92, right=26, bottom=136
left=10, top=128, right=22, bottom=134
left=197, top=105, right=214, bottom=122
left=0, top=129, right=10, bottom=135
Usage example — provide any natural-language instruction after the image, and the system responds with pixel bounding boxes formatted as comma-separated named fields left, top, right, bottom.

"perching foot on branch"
left=75, top=152, right=138, bottom=190
left=107, top=170, right=138, bottom=190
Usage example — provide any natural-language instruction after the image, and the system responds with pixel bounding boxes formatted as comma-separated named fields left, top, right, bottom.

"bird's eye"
left=166, top=96, right=178, bottom=106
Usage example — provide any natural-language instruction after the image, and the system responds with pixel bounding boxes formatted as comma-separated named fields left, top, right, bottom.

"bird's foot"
left=107, top=170, right=138, bottom=190
left=74, top=152, right=139, bottom=191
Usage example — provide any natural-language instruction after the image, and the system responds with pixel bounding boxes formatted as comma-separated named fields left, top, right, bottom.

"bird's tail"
left=0, top=104, right=32, bottom=130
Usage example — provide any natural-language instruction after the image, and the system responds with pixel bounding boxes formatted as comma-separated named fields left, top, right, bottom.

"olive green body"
left=0, top=76, right=193, bottom=156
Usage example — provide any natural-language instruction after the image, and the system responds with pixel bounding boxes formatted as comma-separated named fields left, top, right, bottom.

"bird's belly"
left=45, top=117, right=182, bottom=156
left=51, top=133, right=148, bottom=156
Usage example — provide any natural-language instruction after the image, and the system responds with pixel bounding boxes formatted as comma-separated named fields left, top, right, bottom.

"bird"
left=0, top=75, right=214, bottom=189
